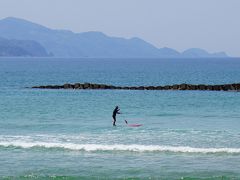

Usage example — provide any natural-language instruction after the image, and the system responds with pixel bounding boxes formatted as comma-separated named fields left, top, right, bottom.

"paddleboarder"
left=112, top=106, right=121, bottom=126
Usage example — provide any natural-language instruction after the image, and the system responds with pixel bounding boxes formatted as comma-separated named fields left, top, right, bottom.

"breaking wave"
left=0, top=141, right=240, bottom=154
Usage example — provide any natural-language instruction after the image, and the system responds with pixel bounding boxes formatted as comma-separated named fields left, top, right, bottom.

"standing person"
left=112, top=106, right=121, bottom=126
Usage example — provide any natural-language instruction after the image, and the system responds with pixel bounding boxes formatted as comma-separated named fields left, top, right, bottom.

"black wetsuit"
left=112, top=107, right=120, bottom=126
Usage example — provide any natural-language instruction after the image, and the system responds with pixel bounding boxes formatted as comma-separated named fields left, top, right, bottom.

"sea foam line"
left=0, top=141, right=240, bottom=154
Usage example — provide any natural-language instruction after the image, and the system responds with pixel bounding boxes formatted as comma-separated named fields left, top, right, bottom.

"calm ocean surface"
left=0, top=57, right=240, bottom=179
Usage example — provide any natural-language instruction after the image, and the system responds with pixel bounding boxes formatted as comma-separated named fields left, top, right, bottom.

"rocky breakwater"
left=32, top=83, right=240, bottom=92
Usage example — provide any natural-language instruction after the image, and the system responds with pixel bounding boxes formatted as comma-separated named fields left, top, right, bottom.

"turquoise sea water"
left=0, top=58, right=240, bottom=179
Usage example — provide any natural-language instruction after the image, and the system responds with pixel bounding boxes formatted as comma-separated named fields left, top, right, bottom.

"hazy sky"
left=0, top=0, right=239, bottom=56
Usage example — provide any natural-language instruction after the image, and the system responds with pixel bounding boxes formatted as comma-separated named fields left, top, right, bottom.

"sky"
left=0, top=0, right=239, bottom=56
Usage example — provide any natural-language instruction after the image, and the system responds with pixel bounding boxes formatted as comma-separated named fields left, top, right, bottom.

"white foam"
left=0, top=141, right=240, bottom=154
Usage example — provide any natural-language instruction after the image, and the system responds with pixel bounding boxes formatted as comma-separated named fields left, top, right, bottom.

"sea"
left=0, top=57, right=240, bottom=179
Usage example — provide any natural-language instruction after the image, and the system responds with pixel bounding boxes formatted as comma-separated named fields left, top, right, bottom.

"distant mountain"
left=0, top=17, right=228, bottom=58
left=182, top=48, right=228, bottom=58
left=0, top=37, right=50, bottom=57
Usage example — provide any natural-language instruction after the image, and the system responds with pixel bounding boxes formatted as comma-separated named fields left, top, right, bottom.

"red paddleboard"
left=125, top=120, right=142, bottom=127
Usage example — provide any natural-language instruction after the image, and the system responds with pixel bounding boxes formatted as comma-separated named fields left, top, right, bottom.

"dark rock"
left=172, top=85, right=179, bottom=90
left=45, top=85, right=52, bottom=89
left=74, top=83, right=81, bottom=89
left=198, top=84, right=206, bottom=90
left=79, top=84, right=84, bottom=89
left=46, top=85, right=62, bottom=89
left=187, top=85, right=193, bottom=90
left=233, top=84, right=240, bottom=90
left=51, top=85, right=62, bottom=89
left=92, top=84, right=100, bottom=89
left=64, top=83, right=73, bottom=89
left=89, top=84, right=94, bottom=89
left=163, top=85, right=171, bottom=90
left=222, top=84, right=235, bottom=91
left=206, top=85, right=213, bottom=91
left=115, top=86, right=122, bottom=89
left=32, top=82, right=240, bottom=92
left=99, top=84, right=107, bottom=89
left=108, top=85, right=116, bottom=89
left=179, top=84, right=188, bottom=90
left=229, top=84, right=235, bottom=91
left=83, top=83, right=90, bottom=89
left=222, top=85, right=229, bottom=91
left=155, top=86, right=163, bottom=90
left=104, top=85, right=110, bottom=89
left=146, top=86, right=155, bottom=90
left=137, top=86, right=145, bottom=90
left=191, top=85, right=198, bottom=90
left=129, top=87, right=138, bottom=90
left=230, top=85, right=235, bottom=91
left=213, top=85, right=221, bottom=91
left=219, top=85, right=225, bottom=91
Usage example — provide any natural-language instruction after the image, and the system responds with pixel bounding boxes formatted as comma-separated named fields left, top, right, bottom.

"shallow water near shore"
left=0, top=57, right=240, bottom=179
